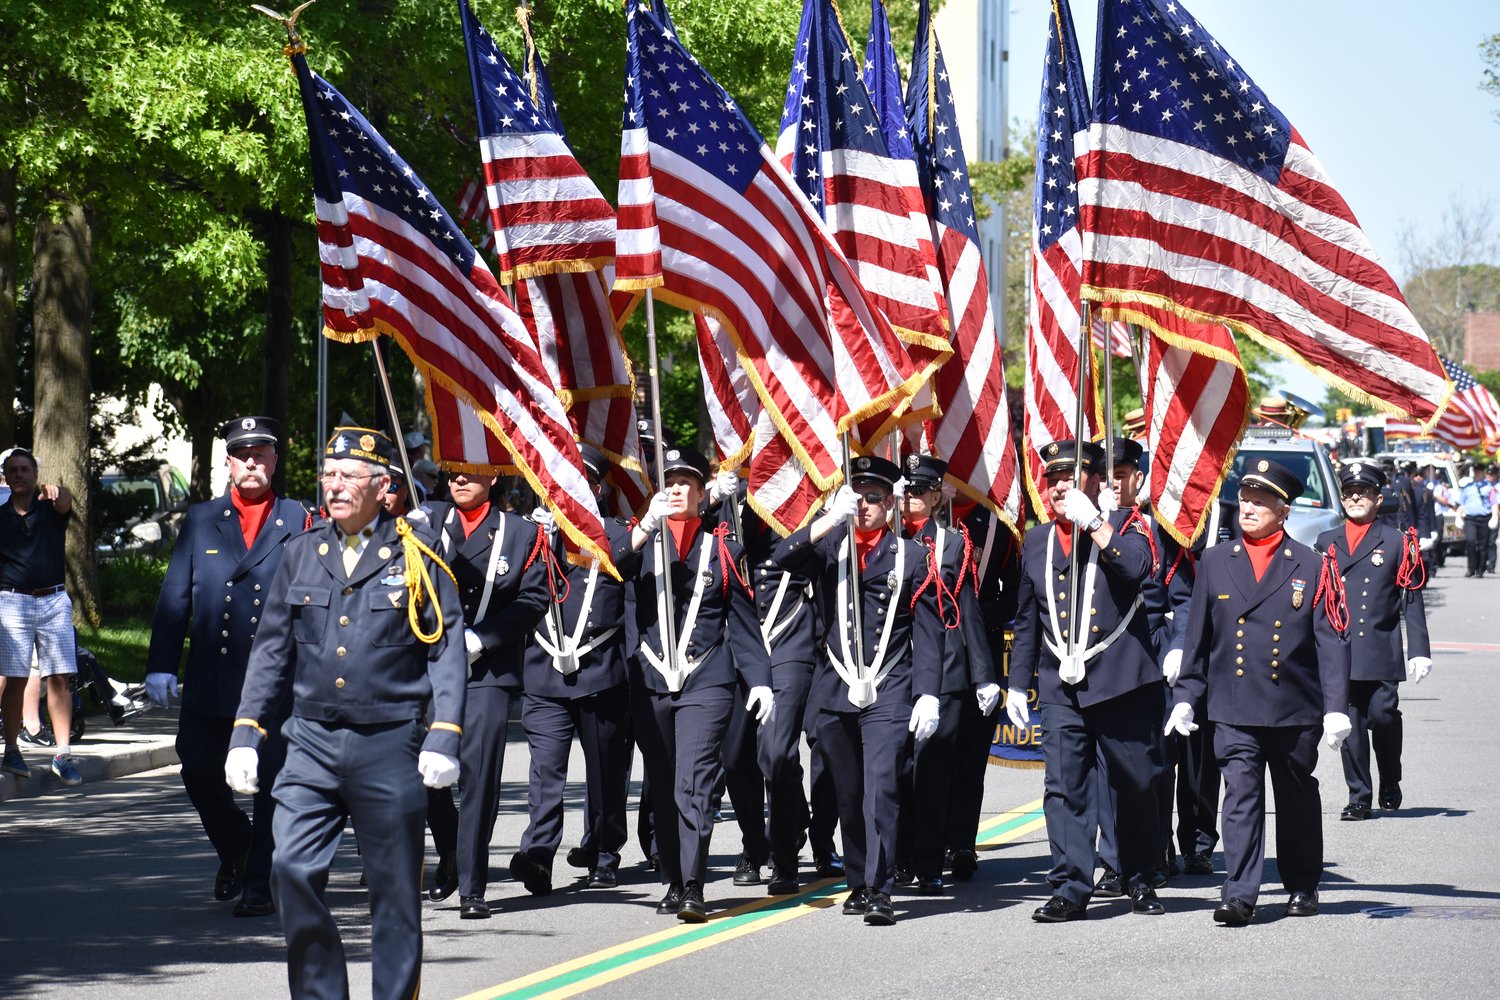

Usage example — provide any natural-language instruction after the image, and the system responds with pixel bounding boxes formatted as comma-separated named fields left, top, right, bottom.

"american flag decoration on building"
left=288, top=46, right=613, bottom=571
left=904, top=0, right=1020, bottom=528
left=459, top=0, right=648, bottom=517
left=1077, top=0, right=1449, bottom=427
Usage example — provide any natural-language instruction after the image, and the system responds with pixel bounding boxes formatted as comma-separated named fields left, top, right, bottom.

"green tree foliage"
left=1482, top=32, right=1500, bottom=118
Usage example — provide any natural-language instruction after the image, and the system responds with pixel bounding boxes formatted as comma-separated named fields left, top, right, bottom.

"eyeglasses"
left=858, top=492, right=890, bottom=505
left=1340, top=486, right=1378, bottom=498
left=319, top=471, right=378, bottom=487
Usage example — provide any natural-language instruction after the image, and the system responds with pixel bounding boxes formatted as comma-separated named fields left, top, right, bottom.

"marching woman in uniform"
left=619, top=446, right=773, bottom=922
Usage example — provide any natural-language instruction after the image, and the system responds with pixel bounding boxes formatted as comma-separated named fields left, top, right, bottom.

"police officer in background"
left=514, top=445, right=633, bottom=891
left=1170, top=459, right=1352, bottom=926
left=621, top=446, right=773, bottom=922
left=145, top=416, right=308, bottom=917
left=224, top=425, right=467, bottom=999
left=1006, top=440, right=1166, bottom=922
left=1316, top=462, right=1431, bottom=821
left=774, top=456, right=942, bottom=926
left=1458, top=467, right=1493, bottom=577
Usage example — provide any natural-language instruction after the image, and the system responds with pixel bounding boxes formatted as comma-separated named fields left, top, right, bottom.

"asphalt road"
left=4, top=568, right=1499, bottom=1000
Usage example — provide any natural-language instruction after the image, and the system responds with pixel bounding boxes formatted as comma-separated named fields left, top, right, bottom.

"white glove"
left=827, top=485, right=860, bottom=520
left=1429, top=531, right=1439, bottom=550
left=1406, top=656, right=1432, bottom=684
left=1164, top=702, right=1198, bottom=737
left=1323, top=711, right=1353, bottom=750
left=892, top=476, right=908, bottom=500
left=1060, top=488, right=1101, bottom=529
left=909, top=694, right=941, bottom=741
left=530, top=505, right=556, bottom=536
left=709, top=469, right=739, bottom=503
left=1004, top=688, right=1031, bottom=730
left=1097, top=486, right=1119, bottom=514
left=1161, top=648, right=1183, bottom=686
left=975, top=682, right=1001, bottom=716
left=418, top=750, right=461, bottom=789
left=225, top=746, right=260, bottom=794
left=1418, top=533, right=1433, bottom=552
left=746, top=685, right=775, bottom=724
left=144, top=672, right=179, bottom=708
left=464, top=628, right=484, bottom=665
left=638, top=492, right=674, bottom=534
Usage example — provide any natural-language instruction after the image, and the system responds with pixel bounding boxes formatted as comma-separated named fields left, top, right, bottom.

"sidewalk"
left=1, top=707, right=179, bottom=803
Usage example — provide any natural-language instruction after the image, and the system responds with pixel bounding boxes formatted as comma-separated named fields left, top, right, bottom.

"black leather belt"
left=0, top=585, right=66, bottom=597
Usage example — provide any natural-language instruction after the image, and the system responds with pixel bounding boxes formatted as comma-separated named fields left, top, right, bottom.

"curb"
left=1, top=713, right=181, bottom=803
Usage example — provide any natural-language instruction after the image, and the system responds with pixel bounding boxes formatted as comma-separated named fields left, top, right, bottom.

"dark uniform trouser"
left=897, top=692, right=964, bottom=877
left=723, top=689, right=768, bottom=866
left=1041, top=683, right=1164, bottom=905
left=271, top=717, right=426, bottom=1000
left=519, top=685, right=631, bottom=869
left=178, top=707, right=286, bottom=897
left=752, top=661, right=816, bottom=875
left=1096, top=709, right=1178, bottom=871
left=815, top=699, right=908, bottom=896
left=456, top=685, right=517, bottom=897
left=632, top=683, right=735, bottom=888
left=1489, top=520, right=1499, bottom=573
left=1341, top=679, right=1402, bottom=808
left=1465, top=515, right=1491, bottom=575
left=1174, top=722, right=1221, bottom=858
left=805, top=719, right=839, bottom=860
left=1215, top=722, right=1322, bottom=906
left=945, top=693, right=995, bottom=857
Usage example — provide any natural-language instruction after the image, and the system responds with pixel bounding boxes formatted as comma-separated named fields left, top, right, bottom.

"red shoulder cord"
left=1163, top=547, right=1187, bottom=588
left=1123, top=508, right=1160, bottom=574
left=1396, top=526, right=1427, bottom=591
left=1312, top=548, right=1350, bottom=633
left=713, top=522, right=752, bottom=597
left=523, top=523, right=572, bottom=608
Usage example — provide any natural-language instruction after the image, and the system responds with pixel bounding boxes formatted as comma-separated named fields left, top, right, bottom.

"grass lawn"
left=79, top=616, right=155, bottom=683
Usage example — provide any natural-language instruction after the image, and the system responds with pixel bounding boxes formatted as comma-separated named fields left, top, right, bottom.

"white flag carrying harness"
left=639, top=531, right=716, bottom=692
left=533, top=559, right=618, bottom=675
left=826, top=533, right=905, bottom=709
left=757, top=570, right=809, bottom=654
left=1044, top=525, right=1143, bottom=685
left=440, top=505, right=508, bottom=634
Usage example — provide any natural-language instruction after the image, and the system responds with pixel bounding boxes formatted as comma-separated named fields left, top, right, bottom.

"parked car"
left=1224, top=429, right=1342, bottom=547
left=94, top=463, right=190, bottom=559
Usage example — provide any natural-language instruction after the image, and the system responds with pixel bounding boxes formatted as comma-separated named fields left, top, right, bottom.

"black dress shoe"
left=1163, top=852, right=1182, bottom=877
left=1148, top=866, right=1170, bottom=889
left=676, top=883, right=707, bottom=923
left=509, top=850, right=553, bottom=896
left=1094, top=866, right=1124, bottom=898
left=1285, top=891, right=1319, bottom=917
left=1213, top=897, right=1255, bottom=926
left=915, top=876, right=944, bottom=896
left=814, top=853, right=845, bottom=878
left=459, top=895, right=491, bottom=920
left=428, top=857, right=458, bottom=902
left=233, top=894, right=276, bottom=918
left=1379, top=783, right=1403, bottom=811
left=1130, top=886, right=1165, bottom=915
left=566, top=847, right=596, bottom=870
left=842, top=887, right=871, bottom=915
left=949, top=849, right=978, bottom=881
left=863, top=891, right=896, bottom=926
left=1340, top=803, right=1371, bottom=821
left=585, top=867, right=617, bottom=890
left=214, top=854, right=248, bottom=902
left=893, top=865, right=916, bottom=887
left=646, top=852, right=661, bottom=872
left=656, top=885, right=683, bottom=915
left=733, top=854, right=763, bottom=886
left=1032, top=896, right=1087, bottom=923
left=1183, top=852, right=1214, bottom=875
left=766, top=869, right=799, bottom=895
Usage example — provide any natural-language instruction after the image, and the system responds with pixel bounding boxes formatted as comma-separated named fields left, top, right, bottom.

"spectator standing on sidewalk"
left=0, top=447, right=81, bottom=786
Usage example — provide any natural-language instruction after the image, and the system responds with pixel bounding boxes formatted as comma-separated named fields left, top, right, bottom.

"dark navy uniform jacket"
left=146, top=494, right=309, bottom=717
left=436, top=505, right=550, bottom=691
left=740, top=507, right=819, bottom=669
left=231, top=512, right=469, bottom=758
left=1175, top=533, right=1351, bottom=727
left=1315, top=520, right=1429, bottom=683
left=1009, top=510, right=1160, bottom=709
left=961, top=507, right=1021, bottom=632
left=522, top=518, right=631, bottom=699
left=615, top=520, right=772, bottom=694
left=1412, top=481, right=1438, bottom=539
left=905, top=518, right=997, bottom=694
left=773, top=521, right=943, bottom=715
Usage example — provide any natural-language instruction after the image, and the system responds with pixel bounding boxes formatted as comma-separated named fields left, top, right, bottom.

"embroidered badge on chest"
left=1291, top=578, right=1306, bottom=609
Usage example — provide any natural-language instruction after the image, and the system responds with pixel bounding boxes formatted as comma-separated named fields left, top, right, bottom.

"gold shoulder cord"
left=395, top=517, right=458, bottom=644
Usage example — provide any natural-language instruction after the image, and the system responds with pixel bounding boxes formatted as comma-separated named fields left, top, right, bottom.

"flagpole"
left=645, top=290, right=681, bottom=677
left=316, top=310, right=328, bottom=509
left=1068, top=302, right=1094, bottom=664
left=842, top=434, right=868, bottom=681
left=1103, top=313, right=1116, bottom=486
left=370, top=339, right=419, bottom=494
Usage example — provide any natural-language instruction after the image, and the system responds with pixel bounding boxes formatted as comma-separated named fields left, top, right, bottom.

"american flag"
left=459, top=0, right=648, bottom=517
left=615, top=0, right=923, bottom=511
left=454, top=176, right=496, bottom=253
left=1025, top=0, right=1099, bottom=516
left=904, top=0, right=1020, bottom=528
left=1091, top=314, right=1134, bottom=359
left=1077, top=0, right=1448, bottom=427
left=776, top=0, right=952, bottom=444
left=290, top=49, right=613, bottom=571
left=1430, top=354, right=1500, bottom=452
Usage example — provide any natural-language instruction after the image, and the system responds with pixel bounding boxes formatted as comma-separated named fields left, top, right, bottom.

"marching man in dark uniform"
left=1170, top=459, right=1352, bottom=926
left=513, top=445, right=633, bottom=892
left=895, top=454, right=999, bottom=894
left=225, top=425, right=467, bottom=999
left=774, top=456, right=942, bottom=926
left=1006, top=440, right=1166, bottom=921
left=1316, top=462, right=1431, bottom=820
left=145, top=416, right=308, bottom=917
left=620, top=446, right=773, bottom=922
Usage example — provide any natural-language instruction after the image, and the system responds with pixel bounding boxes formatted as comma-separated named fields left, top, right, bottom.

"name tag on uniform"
left=206, top=549, right=219, bottom=555
left=1217, top=594, right=1229, bottom=600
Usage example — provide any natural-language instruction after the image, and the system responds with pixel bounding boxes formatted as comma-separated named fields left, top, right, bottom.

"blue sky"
left=1007, top=0, right=1500, bottom=402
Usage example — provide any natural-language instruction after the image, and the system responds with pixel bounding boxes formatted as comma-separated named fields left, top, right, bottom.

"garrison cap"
left=849, top=455, right=901, bottom=491
left=661, top=445, right=711, bottom=484
left=222, top=416, right=281, bottom=450
left=902, top=454, right=948, bottom=491
left=1338, top=461, right=1386, bottom=491
left=1041, top=439, right=1106, bottom=476
left=1240, top=458, right=1304, bottom=502
left=325, top=425, right=396, bottom=467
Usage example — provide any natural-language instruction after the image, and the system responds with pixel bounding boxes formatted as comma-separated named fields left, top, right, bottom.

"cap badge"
left=1047, top=443, right=1059, bottom=457
left=666, top=449, right=680, bottom=461
left=241, top=418, right=257, bottom=430
left=359, top=434, right=376, bottom=452
left=334, top=435, right=349, bottom=454
left=906, top=455, right=920, bottom=472
left=856, top=457, right=870, bottom=470
left=1256, top=459, right=1269, bottom=473
left=1351, top=462, right=1362, bottom=476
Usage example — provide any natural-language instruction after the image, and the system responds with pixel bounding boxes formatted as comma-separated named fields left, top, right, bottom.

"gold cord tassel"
left=395, top=517, right=458, bottom=644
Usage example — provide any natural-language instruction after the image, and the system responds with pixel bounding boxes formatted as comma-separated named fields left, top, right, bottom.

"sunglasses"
left=858, top=491, right=890, bottom=505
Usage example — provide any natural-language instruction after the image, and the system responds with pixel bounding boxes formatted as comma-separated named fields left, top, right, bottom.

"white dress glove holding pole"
left=418, top=750, right=461, bottom=789
left=1097, top=487, right=1119, bottom=514
left=1164, top=702, right=1198, bottom=737
left=746, top=685, right=775, bottom=724
left=464, top=628, right=484, bottom=665
left=709, top=469, right=739, bottom=503
left=1161, top=648, right=1183, bottom=686
left=974, top=682, right=1001, bottom=716
left=1004, top=688, right=1031, bottom=730
left=909, top=694, right=941, bottom=741
left=891, top=476, right=908, bottom=500
left=1323, top=711, right=1353, bottom=750
left=638, top=492, right=675, bottom=535
left=225, top=746, right=260, bottom=795
left=530, top=505, right=556, bottom=536
left=1061, top=488, right=1102, bottom=529
left=1406, top=656, right=1432, bottom=684
left=144, top=672, right=179, bottom=708
left=828, top=485, right=860, bottom=521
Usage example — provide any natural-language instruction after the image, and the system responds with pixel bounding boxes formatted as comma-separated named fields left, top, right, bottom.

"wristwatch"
left=1084, top=515, right=1104, bottom=534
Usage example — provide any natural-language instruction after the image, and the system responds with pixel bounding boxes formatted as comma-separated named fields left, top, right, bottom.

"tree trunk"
left=32, top=200, right=99, bottom=626
left=0, top=164, right=17, bottom=446
left=160, top=376, right=222, bottom=501
left=260, top=210, right=293, bottom=495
